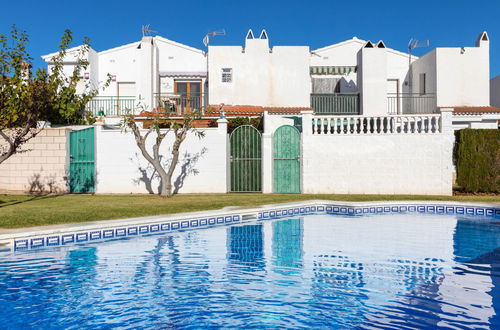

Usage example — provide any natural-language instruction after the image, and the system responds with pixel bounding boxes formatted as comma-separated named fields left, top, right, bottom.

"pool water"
left=1, top=212, right=500, bottom=328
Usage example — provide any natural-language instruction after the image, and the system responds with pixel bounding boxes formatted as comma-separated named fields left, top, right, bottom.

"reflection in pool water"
left=1, top=213, right=499, bottom=328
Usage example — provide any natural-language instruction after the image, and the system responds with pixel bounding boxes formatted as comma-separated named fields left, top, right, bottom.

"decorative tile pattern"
left=12, top=204, right=500, bottom=251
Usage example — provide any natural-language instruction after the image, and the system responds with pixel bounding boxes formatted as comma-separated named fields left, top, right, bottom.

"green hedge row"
left=455, top=129, right=500, bottom=193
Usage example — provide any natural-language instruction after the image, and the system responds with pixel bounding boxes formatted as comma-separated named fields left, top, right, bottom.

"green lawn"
left=0, top=193, right=499, bottom=229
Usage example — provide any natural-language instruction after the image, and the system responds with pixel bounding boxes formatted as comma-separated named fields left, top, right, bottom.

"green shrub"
left=455, top=129, right=500, bottom=193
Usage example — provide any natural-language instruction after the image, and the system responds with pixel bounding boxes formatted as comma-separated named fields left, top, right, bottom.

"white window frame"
left=221, top=68, right=232, bottom=83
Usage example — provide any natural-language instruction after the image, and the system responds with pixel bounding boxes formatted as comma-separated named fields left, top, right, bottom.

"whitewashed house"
left=24, top=29, right=496, bottom=196
left=42, top=29, right=498, bottom=126
left=42, top=35, right=207, bottom=117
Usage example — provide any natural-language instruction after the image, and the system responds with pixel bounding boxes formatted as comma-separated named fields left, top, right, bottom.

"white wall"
left=411, top=50, right=437, bottom=95
left=411, top=36, right=490, bottom=109
left=435, top=46, right=489, bottom=107
left=95, top=124, right=228, bottom=194
left=490, top=75, right=500, bottom=107
left=208, top=36, right=310, bottom=107
left=301, top=133, right=453, bottom=195
left=359, top=45, right=388, bottom=116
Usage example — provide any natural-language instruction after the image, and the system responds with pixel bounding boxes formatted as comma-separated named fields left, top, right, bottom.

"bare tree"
left=123, top=111, right=204, bottom=197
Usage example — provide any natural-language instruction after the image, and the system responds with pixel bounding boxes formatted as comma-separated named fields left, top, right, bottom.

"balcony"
left=387, top=93, right=437, bottom=115
left=311, top=93, right=360, bottom=115
left=85, top=96, right=136, bottom=116
left=153, top=93, right=208, bottom=115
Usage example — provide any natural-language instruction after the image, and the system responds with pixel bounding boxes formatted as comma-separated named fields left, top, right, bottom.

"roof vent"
left=259, top=29, right=268, bottom=39
left=364, top=41, right=374, bottom=48
left=376, top=40, right=386, bottom=48
left=246, top=29, right=255, bottom=39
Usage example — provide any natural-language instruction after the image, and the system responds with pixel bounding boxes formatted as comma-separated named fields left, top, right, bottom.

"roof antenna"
left=408, top=39, right=429, bottom=66
left=142, top=24, right=157, bottom=37
left=407, top=39, right=429, bottom=90
left=203, top=29, right=226, bottom=47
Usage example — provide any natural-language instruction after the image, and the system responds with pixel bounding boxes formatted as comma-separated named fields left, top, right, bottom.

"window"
left=222, top=68, right=232, bottom=83
left=419, top=73, right=426, bottom=95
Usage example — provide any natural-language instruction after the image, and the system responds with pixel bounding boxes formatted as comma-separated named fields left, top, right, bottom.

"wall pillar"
left=262, top=132, right=273, bottom=193
left=440, top=107, right=454, bottom=196
left=217, top=117, right=229, bottom=193
left=300, top=110, right=313, bottom=193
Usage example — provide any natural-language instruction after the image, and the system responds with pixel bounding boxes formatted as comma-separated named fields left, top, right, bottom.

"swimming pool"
left=1, top=207, right=500, bottom=328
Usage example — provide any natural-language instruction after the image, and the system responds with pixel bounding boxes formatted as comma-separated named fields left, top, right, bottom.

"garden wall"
left=94, top=123, right=228, bottom=194
left=0, top=128, right=70, bottom=193
left=301, top=134, right=454, bottom=195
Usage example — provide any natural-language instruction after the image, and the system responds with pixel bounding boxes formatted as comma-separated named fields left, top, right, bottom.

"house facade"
left=7, top=29, right=492, bottom=196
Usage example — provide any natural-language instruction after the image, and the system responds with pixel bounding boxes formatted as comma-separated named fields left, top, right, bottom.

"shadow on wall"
left=28, top=173, right=68, bottom=195
left=130, top=147, right=207, bottom=194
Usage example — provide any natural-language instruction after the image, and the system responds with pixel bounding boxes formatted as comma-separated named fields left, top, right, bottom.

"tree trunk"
left=163, top=139, right=182, bottom=197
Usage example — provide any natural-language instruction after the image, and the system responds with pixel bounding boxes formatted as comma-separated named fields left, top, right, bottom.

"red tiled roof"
left=450, top=106, right=500, bottom=114
left=206, top=105, right=312, bottom=116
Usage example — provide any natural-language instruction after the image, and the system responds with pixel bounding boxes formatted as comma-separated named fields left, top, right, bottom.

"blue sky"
left=2, top=0, right=499, bottom=77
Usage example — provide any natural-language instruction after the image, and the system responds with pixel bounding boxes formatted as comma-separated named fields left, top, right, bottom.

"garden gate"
left=230, top=125, right=262, bottom=192
left=69, top=127, right=95, bottom=193
left=273, top=125, right=301, bottom=193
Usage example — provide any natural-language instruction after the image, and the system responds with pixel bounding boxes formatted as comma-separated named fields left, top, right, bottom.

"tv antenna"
left=142, top=24, right=157, bottom=37
left=408, top=39, right=430, bottom=65
left=203, top=29, right=226, bottom=47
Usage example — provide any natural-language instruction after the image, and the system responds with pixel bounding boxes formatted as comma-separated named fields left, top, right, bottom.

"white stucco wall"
left=208, top=37, right=310, bottom=107
left=94, top=124, right=228, bottom=194
left=411, top=50, right=438, bottom=95
left=301, top=133, right=453, bottom=195
left=435, top=46, right=489, bottom=107
left=359, top=46, right=388, bottom=116
left=411, top=34, right=490, bottom=109
left=490, top=75, right=500, bottom=108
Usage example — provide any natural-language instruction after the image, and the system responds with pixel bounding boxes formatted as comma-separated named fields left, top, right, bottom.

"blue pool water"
left=1, top=212, right=500, bottom=328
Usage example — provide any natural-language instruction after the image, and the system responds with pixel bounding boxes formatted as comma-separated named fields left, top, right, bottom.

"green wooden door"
left=230, top=125, right=262, bottom=192
left=273, top=125, right=300, bottom=193
left=69, top=127, right=95, bottom=193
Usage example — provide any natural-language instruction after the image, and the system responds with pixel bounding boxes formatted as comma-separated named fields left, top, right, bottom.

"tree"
left=0, top=25, right=109, bottom=164
left=123, top=110, right=205, bottom=197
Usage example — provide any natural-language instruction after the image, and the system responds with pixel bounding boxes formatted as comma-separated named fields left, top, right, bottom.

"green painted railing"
left=85, top=96, right=136, bottom=116
left=311, top=93, right=360, bottom=115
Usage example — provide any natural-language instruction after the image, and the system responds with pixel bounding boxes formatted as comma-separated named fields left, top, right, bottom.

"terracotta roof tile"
left=450, top=106, right=500, bottom=114
left=207, top=105, right=312, bottom=115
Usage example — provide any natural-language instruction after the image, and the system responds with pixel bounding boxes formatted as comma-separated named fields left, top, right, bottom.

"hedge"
left=455, top=129, right=500, bottom=193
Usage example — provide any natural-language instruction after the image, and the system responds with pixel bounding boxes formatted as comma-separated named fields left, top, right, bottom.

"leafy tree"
left=0, top=25, right=109, bottom=164
left=123, top=110, right=205, bottom=197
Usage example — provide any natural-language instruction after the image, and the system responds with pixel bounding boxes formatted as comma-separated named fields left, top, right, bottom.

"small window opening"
left=222, top=68, right=233, bottom=83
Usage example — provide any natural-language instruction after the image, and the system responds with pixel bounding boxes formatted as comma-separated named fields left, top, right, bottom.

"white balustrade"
left=311, top=114, right=441, bottom=135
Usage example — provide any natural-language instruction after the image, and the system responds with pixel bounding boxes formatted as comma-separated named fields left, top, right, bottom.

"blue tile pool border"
left=9, top=202, right=500, bottom=251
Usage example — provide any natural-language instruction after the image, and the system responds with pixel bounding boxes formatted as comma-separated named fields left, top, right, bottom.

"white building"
left=42, top=35, right=207, bottom=115
left=42, top=29, right=499, bottom=128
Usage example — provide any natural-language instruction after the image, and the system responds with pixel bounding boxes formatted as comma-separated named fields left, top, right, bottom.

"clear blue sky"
left=2, top=0, right=499, bottom=77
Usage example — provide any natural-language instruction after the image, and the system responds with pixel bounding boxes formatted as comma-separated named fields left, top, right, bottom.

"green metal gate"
left=69, top=127, right=95, bottom=193
left=230, top=125, right=262, bottom=192
left=273, top=125, right=301, bottom=193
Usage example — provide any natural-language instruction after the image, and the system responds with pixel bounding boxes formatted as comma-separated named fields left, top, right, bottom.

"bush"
left=455, top=129, right=500, bottom=193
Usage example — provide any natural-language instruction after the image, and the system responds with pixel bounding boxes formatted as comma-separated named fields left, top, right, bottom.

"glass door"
left=175, top=81, right=202, bottom=114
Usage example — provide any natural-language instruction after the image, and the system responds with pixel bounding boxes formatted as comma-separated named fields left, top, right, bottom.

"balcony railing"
left=311, top=93, right=360, bottom=115
left=153, top=93, right=207, bottom=115
left=85, top=96, right=136, bottom=116
left=387, top=93, right=437, bottom=115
